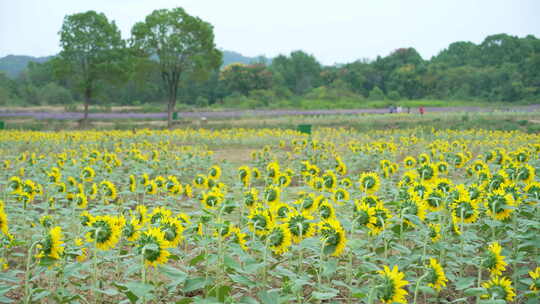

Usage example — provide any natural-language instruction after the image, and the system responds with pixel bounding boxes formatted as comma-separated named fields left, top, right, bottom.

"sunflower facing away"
left=267, top=224, right=292, bottom=255
left=358, top=172, right=380, bottom=194
left=377, top=265, right=409, bottom=304
left=482, top=241, right=507, bottom=277
left=85, top=215, right=122, bottom=250
left=481, top=276, right=516, bottom=302
left=137, top=227, right=170, bottom=267
left=426, top=258, right=448, bottom=291
left=36, top=226, right=64, bottom=260
left=318, top=218, right=347, bottom=257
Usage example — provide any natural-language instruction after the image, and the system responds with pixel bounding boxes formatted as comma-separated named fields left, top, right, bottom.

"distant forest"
left=1, top=33, right=539, bottom=109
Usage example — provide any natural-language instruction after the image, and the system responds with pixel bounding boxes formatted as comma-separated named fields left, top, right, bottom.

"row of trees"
left=1, top=8, right=539, bottom=125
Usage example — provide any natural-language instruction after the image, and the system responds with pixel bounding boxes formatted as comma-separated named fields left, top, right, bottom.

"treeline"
left=1, top=33, right=539, bottom=109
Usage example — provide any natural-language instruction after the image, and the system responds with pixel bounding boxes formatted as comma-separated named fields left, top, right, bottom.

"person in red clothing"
left=419, top=106, right=425, bottom=115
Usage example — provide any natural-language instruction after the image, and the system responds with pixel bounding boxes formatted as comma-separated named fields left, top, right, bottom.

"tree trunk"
left=83, top=87, right=91, bottom=127
left=167, top=78, right=179, bottom=129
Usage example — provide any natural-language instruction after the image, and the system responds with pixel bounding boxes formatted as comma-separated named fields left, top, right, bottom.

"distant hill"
left=0, top=51, right=270, bottom=78
left=0, top=55, right=53, bottom=78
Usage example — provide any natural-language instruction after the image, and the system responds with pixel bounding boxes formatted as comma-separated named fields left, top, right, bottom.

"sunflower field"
left=0, top=127, right=539, bottom=304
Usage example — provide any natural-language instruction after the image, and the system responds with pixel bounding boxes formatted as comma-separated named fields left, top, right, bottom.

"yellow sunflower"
left=428, top=223, right=442, bottom=243
left=36, top=226, right=64, bottom=260
left=238, top=166, right=251, bottom=187
left=481, top=276, right=516, bottom=302
left=377, top=265, right=409, bottom=304
left=529, top=267, right=540, bottom=292
left=138, top=227, right=170, bottom=267
left=85, top=215, right=122, bottom=251
left=483, top=241, right=507, bottom=277
left=229, top=226, right=248, bottom=252
left=200, top=190, right=224, bottom=210
left=248, top=206, right=273, bottom=236
left=485, top=190, right=516, bottom=221
left=426, top=258, right=448, bottom=291
left=285, top=209, right=316, bottom=243
left=358, top=172, right=380, bottom=194
left=268, top=224, right=292, bottom=255
left=0, top=204, right=9, bottom=235
left=208, top=165, right=222, bottom=180
left=318, top=218, right=347, bottom=257
left=403, top=156, right=417, bottom=169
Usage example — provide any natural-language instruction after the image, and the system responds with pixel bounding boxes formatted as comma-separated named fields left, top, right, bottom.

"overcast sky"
left=1, top=0, right=539, bottom=65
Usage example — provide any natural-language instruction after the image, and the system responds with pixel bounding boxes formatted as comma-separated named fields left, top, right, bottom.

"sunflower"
left=268, top=224, right=292, bottom=255
left=123, top=218, right=142, bottom=242
left=483, top=242, right=507, bottom=277
left=339, top=177, right=353, bottom=188
left=74, top=193, right=88, bottom=209
left=515, top=164, right=535, bottom=184
left=100, top=181, right=117, bottom=201
left=485, top=190, right=516, bottom=221
left=243, top=188, right=259, bottom=208
left=333, top=187, right=350, bottom=203
left=353, top=200, right=376, bottom=229
left=238, top=166, right=251, bottom=187
left=266, top=161, right=280, bottom=179
left=8, top=176, right=22, bottom=193
left=400, top=198, right=427, bottom=226
left=85, top=215, right=122, bottom=250
left=417, top=163, right=438, bottom=183
left=74, top=238, right=88, bottom=262
left=428, top=223, right=442, bottom=243
left=319, top=218, right=347, bottom=256
left=436, top=161, right=449, bottom=174
left=450, top=197, right=479, bottom=224
left=81, top=166, right=95, bottom=182
left=263, top=185, right=281, bottom=205
left=137, top=227, right=170, bottom=267
left=358, top=172, right=380, bottom=194
left=248, top=206, right=273, bottom=236
left=418, top=153, right=430, bottom=164
left=487, top=170, right=510, bottom=192
left=529, top=267, right=540, bottom=292
left=296, top=192, right=318, bottom=214
left=36, top=226, right=64, bottom=260
left=377, top=265, right=409, bottom=304
left=276, top=173, right=291, bottom=188
left=426, top=258, right=448, bottom=291
left=229, top=226, right=248, bottom=251
left=252, top=168, right=261, bottom=180
left=159, top=217, right=184, bottom=247
left=200, top=190, right=224, bottom=210
left=286, top=210, right=316, bottom=243
left=208, top=165, right=222, bottom=180
left=129, top=175, right=137, bottom=192
left=424, top=188, right=445, bottom=212
left=149, top=206, right=172, bottom=224
left=367, top=203, right=392, bottom=236
left=0, top=204, right=9, bottom=235
left=193, top=174, right=208, bottom=189
left=481, top=276, right=516, bottom=302
left=322, top=170, right=337, bottom=191
left=403, top=156, right=417, bottom=169
left=145, top=180, right=158, bottom=195
left=271, top=202, right=293, bottom=221
left=317, top=200, right=336, bottom=221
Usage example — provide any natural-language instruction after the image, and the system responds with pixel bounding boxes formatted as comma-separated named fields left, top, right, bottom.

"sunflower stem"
left=92, top=228, right=101, bottom=304
left=413, top=272, right=429, bottom=304
left=23, top=241, right=39, bottom=304
left=141, top=247, right=147, bottom=304
left=476, top=259, right=482, bottom=304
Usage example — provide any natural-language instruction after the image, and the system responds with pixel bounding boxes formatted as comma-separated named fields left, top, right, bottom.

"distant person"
left=396, top=106, right=402, bottom=113
left=419, top=106, right=425, bottom=115
left=388, top=105, right=394, bottom=114
left=407, top=106, right=411, bottom=114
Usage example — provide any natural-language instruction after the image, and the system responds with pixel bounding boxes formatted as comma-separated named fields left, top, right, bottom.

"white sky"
left=1, top=0, right=539, bottom=65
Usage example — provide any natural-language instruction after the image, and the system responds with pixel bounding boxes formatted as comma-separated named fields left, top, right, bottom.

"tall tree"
left=131, top=7, right=222, bottom=127
left=56, top=11, right=126, bottom=124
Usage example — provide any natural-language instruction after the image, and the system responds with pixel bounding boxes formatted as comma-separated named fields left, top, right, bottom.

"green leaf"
left=312, top=290, right=338, bottom=300
left=463, top=287, right=487, bottom=296
left=32, top=289, right=51, bottom=301
left=124, top=281, right=154, bottom=300
left=418, top=285, right=437, bottom=295
left=322, top=259, right=338, bottom=277
left=477, top=300, right=506, bottom=304
left=258, top=290, right=279, bottom=304
left=184, top=277, right=208, bottom=293
left=229, top=274, right=256, bottom=286
left=189, top=253, right=206, bottom=266
left=159, top=265, right=187, bottom=283
left=455, top=277, right=476, bottom=290
left=239, top=295, right=260, bottom=304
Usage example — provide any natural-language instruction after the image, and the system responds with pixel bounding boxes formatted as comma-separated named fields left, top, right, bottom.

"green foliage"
left=131, top=7, right=222, bottom=126
left=368, top=86, right=385, bottom=101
